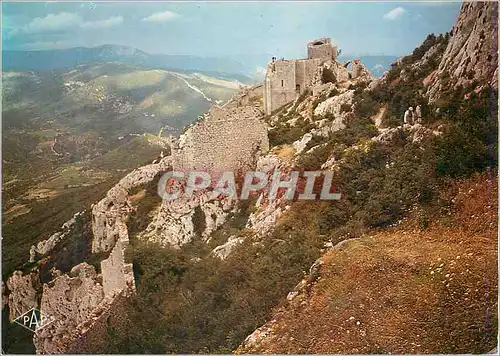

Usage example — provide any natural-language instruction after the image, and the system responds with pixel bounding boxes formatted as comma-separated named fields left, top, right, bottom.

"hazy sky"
left=3, top=1, right=461, bottom=58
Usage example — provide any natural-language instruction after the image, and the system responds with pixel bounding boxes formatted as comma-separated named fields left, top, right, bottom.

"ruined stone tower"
left=263, top=37, right=338, bottom=115
left=307, top=37, right=338, bottom=61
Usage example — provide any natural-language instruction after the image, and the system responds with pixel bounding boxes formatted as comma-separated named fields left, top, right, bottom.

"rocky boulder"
left=6, top=270, right=40, bottom=321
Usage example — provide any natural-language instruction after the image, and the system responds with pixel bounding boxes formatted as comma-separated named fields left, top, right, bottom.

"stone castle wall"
left=33, top=157, right=173, bottom=353
left=224, top=84, right=264, bottom=109
left=263, top=37, right=336, bottom=115
left=29, top=64, right=270, bottom=354
left=307, top=37, right=337, bottom=61
left=100, top=220, right=135, bottom=297
left=172, top=105, right=269, bottom=178
left=263, top=58, right=323, bottom=115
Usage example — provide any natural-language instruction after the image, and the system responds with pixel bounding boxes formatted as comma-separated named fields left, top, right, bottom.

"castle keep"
left=264, top=38, right=338, bottom=115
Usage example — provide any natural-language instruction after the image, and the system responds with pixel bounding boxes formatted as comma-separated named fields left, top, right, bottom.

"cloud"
left=142, top=11, right=180, bottom=23
left=81, top=16, right=123, bottom=29
left=17, top=12, right=123, bottom=35
left=383, top=7, right=406, bottom=20
left=24, top=12, right=83, bottom=33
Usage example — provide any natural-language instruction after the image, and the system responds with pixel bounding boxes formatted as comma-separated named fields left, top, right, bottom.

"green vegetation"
left=268, top=115, right=314, bottom=147
left=105, top=200, right=332, bottom=353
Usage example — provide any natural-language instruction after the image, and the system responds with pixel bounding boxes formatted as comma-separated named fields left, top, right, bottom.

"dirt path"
left=372, top=104, right=387, bottom=128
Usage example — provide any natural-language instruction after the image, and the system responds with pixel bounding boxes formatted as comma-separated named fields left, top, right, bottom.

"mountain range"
left=3, top=45, right=255, bottom=83
left=3, top=44, right=398, bottom=81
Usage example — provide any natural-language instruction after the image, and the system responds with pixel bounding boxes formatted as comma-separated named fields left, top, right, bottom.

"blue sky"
left=3, top=1, right=461, bottom=58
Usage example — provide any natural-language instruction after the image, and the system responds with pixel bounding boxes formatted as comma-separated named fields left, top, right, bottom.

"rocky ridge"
left=426, top=2, right=498, bottom=101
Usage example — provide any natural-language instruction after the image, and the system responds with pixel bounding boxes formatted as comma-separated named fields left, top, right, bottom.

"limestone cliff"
left=426, top=2, right=498, bottom=102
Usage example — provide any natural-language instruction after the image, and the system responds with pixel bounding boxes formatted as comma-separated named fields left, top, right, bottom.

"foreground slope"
left=239, top=174, right=498, bottom=354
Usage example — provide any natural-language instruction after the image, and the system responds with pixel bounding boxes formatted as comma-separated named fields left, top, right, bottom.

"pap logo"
left=13, top=308, right=55, bottom=332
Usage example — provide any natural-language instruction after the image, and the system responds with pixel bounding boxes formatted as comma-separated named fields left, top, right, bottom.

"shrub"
left=340, top=103, right=352, bottom=113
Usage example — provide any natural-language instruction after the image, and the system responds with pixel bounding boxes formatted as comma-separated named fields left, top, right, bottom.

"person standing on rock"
left=416, top=105, right=422, bottom=123
left=404, top=107, right=414, bottom=125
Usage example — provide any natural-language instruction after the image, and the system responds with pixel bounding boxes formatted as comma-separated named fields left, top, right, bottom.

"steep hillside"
left=426, top=2, right=498, bottom=102
left=239, top=174, right=497, bottom=354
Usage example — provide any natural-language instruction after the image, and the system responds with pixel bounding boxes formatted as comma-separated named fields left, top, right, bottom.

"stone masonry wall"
left=100, top=220, right=135, bottom=297
left=307, top=37, right=337, bottom=60
left=264, top=60, right=297, bottom=115
left=263, top=58, right=323, bottom=115
left=173, top=105, right=269, bottom=178
left=264, top=37, right=338, bottom=115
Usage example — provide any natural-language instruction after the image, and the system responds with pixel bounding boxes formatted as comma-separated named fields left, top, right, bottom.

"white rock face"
left=91, top=156, right=172, bottom=253
left=256, top=154, right=282, bottom=174
left=202, top=200, right=230, bottom=241
left=426, top=2, right=498, bottom=101
left=371, top=127, right=405, bottom=144
left=247, top=196, right=284, bottom=236
left=292, top=133, right=313, bottom=155
left=212, top=235, right=245, bottom=259
left=314, top=89, right=354, bottom=118
left=6, top=270, right=39, bottom=321
left=34, top=264, right=105, bottom=354
left=141, top=192, right=236, bottom=248
left=371, top=124, right=442, bottom=145
left=312, top=90, right=354, bottom=136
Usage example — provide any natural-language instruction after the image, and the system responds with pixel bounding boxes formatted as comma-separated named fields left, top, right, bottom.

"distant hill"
left=3, top=44, right=254, bottom=83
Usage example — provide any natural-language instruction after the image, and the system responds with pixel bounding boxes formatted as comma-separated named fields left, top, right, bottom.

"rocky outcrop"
left=100, top=224, right=135, bottom=297
left=34, top=264, right=105, bottom=354
left=29, top=211, right=85, bottom=262
left=31, top=156, right=172, bottom=353
left=426, top=2, right=498, bottom=101
left=312, top=89, right=354, bottom=136
left=212, top=235, right=245, bottom=259
left=91, top=156, right=172, bottom=253
left=6, top=270, right=40, bottom=321
left=292, top=133, right=313, bottom=154
left=245, top=154, right=290, bottom=236
left=247, top=198, right=287, bottom=236
left=371, top=124, right=442, bottom=145
left=140, top=192, right=235, bottom=248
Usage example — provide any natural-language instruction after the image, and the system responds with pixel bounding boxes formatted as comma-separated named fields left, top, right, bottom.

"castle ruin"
left=263, top=37, right=368, bottom=115
left=263, top=38, right=337, bottom=115
left=171, top=105, right=269, bottom=179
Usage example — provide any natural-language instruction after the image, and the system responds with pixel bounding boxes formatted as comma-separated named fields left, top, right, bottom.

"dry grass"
left=240, top=174, right=498, bottom=354
left=273, top=144, right=296, bottom=163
